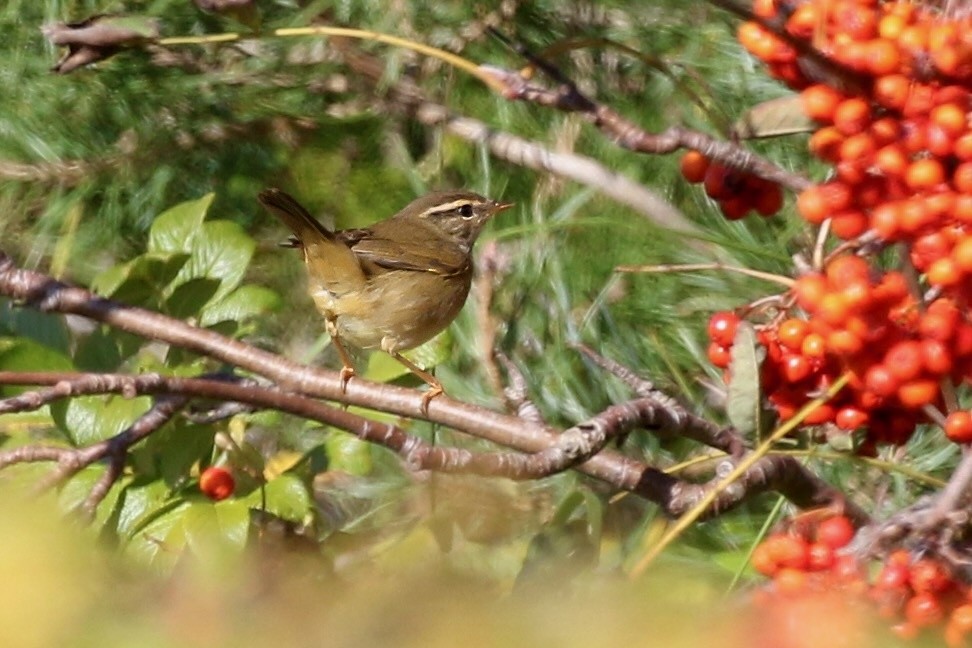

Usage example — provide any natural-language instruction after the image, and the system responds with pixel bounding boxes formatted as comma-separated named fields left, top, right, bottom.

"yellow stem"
left=616, top=262, right=795, bottom=288
left=158, top=26, right=504, bottom=92
left=627, top=372, right=849, bottom=578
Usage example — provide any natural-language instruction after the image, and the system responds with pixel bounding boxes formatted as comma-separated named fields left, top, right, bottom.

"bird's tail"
left=258, top=188, right=335, bottom=245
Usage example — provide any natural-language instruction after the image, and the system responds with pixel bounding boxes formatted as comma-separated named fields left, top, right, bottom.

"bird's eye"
left=459, top=204, right=474, bottom=218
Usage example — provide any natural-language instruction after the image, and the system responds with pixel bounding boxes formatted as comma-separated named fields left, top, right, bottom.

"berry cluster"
left=750, top=513, right=972, bottom=646
left=681, top=150, right=784, bottom=219
left=706, top=0, right=972, bottom=449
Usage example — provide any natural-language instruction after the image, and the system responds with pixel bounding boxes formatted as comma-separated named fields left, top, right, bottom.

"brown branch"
left=574, top=343, right=745, bottom=456
left=0, top=370, right=671, bottom=481
left=0, top=252, right=852, bottom=518
left=1, top=392, right=187, bottom=520
left=479, top=62, right=811, bottom=192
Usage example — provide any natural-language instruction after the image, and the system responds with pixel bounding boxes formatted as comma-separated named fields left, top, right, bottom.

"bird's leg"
left=326, top=318, right=356, bottom=391
left=382, top=340, right=445, bottom=414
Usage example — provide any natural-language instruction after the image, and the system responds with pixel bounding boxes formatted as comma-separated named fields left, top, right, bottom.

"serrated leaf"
left=199, top=284, right=281, bottom=327
left=172, top=220, right=256, bottom=305
left=148, top=194, right=214, bottom=255
left=733, top=95, right=815, bottom=139
left=51, top=394, right=152, bottom=446
left=726, top=322, right=763, bottom=437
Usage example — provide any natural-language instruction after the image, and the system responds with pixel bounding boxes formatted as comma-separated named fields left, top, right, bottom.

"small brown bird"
left=258, top=188, right=512, bottom=411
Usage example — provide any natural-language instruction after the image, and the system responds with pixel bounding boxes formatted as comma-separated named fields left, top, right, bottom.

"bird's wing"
left=344, top=231, right=469, bottom=277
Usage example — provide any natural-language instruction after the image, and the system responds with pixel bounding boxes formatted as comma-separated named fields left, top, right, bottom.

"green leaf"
left=115, top=478, right=176, bottom=539
left=323, top=429, right=373, bottom=476
left=147, top=194, right=214, bottom=255
left=123, top=502, right=190, bottom=573
left=90, top=253, right=190, bottom=304
left=58, top=465, right=124, bottom=527
left=199, top=284, right=281, bottom=327
left=0, top=337, right=73, bottom=396
left=726, top=322, right=763, bottom=437
left=74, top=326, right=123, bottom=372
left=164, top=277, right=221, bottom=319
left=51, top=394, right=152, bottom=446
left=129, top=419, right=215, bottom=486
left=0, top=299, right=70, bottom=354
left=182, top=500, right=249, bottom=565
left=363, top=329, right=453, bottom=383
left=250, top=473, right=311, bottom=523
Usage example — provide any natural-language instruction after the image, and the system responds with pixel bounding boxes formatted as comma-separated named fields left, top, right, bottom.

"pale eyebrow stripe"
left=426, top=199, right=475, bottom=214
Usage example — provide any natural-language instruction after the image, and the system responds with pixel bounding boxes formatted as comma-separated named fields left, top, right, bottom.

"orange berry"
left=680, top=150, right=710, bottom=183
left=867, top=38, right=902, bottom=75
left=954, top=162, right=972, bottom=194
left=884, top=340, right=923, bottom=383
left=865, top=364, right=899, bottom=397
left=873, top=74, right=910, bottom=110
left=777, top=318, right=810, bottom=352
left=793, top=274, right=827, bottom=311
left=950, top=604, right=972, bottom=632
left=834, top=97, right=872, bottom=135
left=878, top=13, right=907, bottom=41
left=897, top=378, right=939, bottom=409
left=945, top=411, right=972, bottom=443
left=765, top=534, right=810, bottom=570
left=838, top=132, right=877, bottom=163
left=905, top=592, right=945, bottom=628
left=905, top=158, right=946, bottom=190
left=826, top=255, right=871, bottom=289
left=774, top=567, right=809, bottom=595
left=815, top=515, right=855, bottom=549
left=954, top=132, right=972, bottom=160
left=922, top=338, right=954, bottom=376
left=874, top=144, right=909, bottom=178
left=199, top=466, right=235, bottom=501
left=801, top=333, right=826, bottom=359
left=831, top=210, right=869, bottom=239
left=952, top=235, right=972, bottom=272
left=835, top=406, right=868, bottom=430
left=797, top=186, right=830, bottom=224
left=800, top=84, right=844, bottom=122
left=927, top=257, right=962, bottom=287
left=931, top=102, right=968, bottom=137
left=809, top=126, right=844, bottom=162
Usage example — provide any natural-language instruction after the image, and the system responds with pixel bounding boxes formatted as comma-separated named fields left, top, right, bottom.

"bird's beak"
left=490, top=201, right=515, bottom=215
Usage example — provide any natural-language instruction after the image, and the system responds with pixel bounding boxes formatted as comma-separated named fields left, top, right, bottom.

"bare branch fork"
left=483, top=29, right=813, bottom=192
left=0, top=250, right=859, bottom=521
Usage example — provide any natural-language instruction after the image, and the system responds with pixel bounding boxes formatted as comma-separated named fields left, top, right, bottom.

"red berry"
left=815, top=515, right=855, bottom=550
left=910, top=558, right=953, bottom=594
left=199, top=466, right=235, bottom=501
left=905, top=592, right=944, bottom=628
left=708, top=311, right=740, bottom=347
left=945, top=411, right=972, bottom=444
